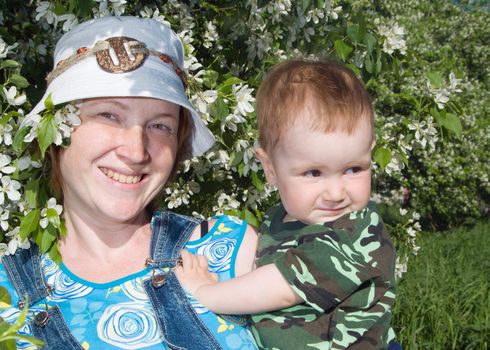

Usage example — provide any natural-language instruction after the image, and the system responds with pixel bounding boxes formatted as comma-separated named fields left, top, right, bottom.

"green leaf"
left=347, top=25, right=362, bottom=43
left=373, top=147, right=392, bottom=170
left=24, top=179, right=39, bottom=208
left=40, top=225, right=57, bottom=253
left=439, top=113, right=462, bottom=137
left=0, top=338, right=16, bottom=350
left=219, top=77, right=244, bottom=94
left=334, top=40, right=353, bottom=61
left=48, top=243, right=62, bottom=265
left=427, top=71, right=444, bottom=88
left=12, top=126, right=30, bottom=155
left=44, top=94, right=55, bottom=110
left=53, top=3, right=66, bottom=15
left=19, top=209, right=40, bottom=241
left=9, top=74, right=29, bottom=88
left=77, top=0, right=95, bottom=17
left=363, top=33, right=377, bottom=54
left=10, top=296, right=29, bottom=332
left=241, top=208, right=259, bottom=228
left=203, top=70, right=219, bottom=88
left=37, top=114, right=57, bottom=158
left=0, top=287, right=11, bottom=307
left=46, top=208, right=61, bottom=227
left=0, top=60, right=20, bottom=69
left=250, top=170, right=264, bottom=192
left=59, top=220, right=67, bottom=237
left=364, top=54, right=374, bottom=74
left=346, top=63, right=360, bottom=77
left=229, top=151, right=244, bottom=167
left=212, top=97, right=229, bottom=121
left=14, top=334, right=44, bottom=347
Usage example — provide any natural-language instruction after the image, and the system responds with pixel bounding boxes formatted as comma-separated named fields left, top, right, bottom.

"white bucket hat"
left=27, top=16, right=215, bottom=156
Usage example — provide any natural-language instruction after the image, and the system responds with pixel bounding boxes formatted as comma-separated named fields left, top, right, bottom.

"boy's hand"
left=174, top=249, right=218, bottom=296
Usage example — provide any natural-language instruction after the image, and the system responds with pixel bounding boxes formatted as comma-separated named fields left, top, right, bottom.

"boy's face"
left=257, top=119, right=373, bottom=225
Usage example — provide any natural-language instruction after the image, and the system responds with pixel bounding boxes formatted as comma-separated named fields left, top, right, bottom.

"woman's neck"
left=58, top=206, right=152, bottom=281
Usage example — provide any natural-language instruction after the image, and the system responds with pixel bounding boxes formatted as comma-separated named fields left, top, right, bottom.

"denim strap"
left=145, top=211, right=223, bottom=349
left=1, top=244, right=50, bottom=307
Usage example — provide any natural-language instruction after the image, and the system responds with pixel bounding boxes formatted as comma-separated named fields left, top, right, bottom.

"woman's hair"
left=256, top=58, right=374, bottom=152
left=48, top=106, right=194, bottom=204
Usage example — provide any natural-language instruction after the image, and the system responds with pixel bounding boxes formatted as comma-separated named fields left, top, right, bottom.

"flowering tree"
left=0, top=0, right=487, bottom=300
left=1, top=0, right=489, bottom=347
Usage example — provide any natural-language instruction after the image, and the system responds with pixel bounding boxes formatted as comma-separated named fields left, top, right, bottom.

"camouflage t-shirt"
left=251, top=201, right=397, bottom=350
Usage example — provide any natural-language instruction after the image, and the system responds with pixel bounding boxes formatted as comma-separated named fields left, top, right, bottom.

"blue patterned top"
left=0, top=215, right=257, bottom=350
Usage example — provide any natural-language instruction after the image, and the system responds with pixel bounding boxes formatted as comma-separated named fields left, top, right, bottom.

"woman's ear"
left=256, top=147, right=277, bottom=186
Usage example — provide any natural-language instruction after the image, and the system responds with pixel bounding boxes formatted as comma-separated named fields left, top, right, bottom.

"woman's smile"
left=99, top=167, right=144, bottom=184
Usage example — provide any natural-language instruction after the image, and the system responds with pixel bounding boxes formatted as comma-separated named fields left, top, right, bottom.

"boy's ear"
left=256, top=147, right=277, bottom=186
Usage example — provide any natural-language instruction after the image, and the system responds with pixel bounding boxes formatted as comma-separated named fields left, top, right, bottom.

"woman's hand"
left=174, top=249, right=218, bottom=296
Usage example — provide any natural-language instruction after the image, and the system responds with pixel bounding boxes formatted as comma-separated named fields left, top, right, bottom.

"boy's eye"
left=304, top=169, right=321, bottom=177
left=345, top=166, right=363, bottom=175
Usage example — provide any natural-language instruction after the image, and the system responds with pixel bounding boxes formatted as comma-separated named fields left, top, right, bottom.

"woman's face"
left=59, top=97, right=180, bottom=225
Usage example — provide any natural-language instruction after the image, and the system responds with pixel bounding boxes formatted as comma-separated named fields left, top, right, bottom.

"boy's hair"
left=256, top=58, right=374, bottom=152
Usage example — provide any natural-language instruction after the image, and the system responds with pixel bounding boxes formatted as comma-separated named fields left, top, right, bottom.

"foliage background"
left=0, top=0, right=488, bottom=347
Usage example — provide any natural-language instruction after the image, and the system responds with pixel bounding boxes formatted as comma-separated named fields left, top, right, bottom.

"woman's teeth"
left=100, top=167, right=142, bottom=184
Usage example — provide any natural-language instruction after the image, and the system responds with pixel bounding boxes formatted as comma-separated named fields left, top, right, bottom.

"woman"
left=0, top=16, right=258, bottom=349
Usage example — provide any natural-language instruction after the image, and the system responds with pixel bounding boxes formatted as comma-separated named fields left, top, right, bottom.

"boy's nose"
left=116, top=126, right=149, bottom=163
left=321, top=177, right=345, bottom=202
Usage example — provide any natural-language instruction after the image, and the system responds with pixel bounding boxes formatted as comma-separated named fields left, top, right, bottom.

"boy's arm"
left=175, top=250, right=303, bottom=314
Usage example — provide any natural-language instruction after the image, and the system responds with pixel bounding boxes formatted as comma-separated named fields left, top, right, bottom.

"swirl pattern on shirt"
left=97, top=302, right=164, bottom=349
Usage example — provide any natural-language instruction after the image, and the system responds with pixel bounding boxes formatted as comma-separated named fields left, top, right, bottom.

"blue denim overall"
left=2, top=211, right=223, bottom=349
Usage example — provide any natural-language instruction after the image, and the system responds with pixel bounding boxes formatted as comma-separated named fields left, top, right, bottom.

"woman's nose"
left=116, top=126, right=149, bottom=163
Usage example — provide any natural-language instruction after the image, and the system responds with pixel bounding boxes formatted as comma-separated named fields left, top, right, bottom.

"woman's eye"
left=99, top=112, right=116, bottom=120
left=150, top=123, right=174, bottom=135
left=304, top=169, right=321, bottom=177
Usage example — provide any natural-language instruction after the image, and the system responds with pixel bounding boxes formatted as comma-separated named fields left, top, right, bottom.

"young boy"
left=176, top=58, right=398, bottom=349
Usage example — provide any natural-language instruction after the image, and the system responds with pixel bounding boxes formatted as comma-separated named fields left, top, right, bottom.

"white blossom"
left=139, top=6, right=169, bottom=25
left=3, top=227, right=30, bottom=256
left=407, top=118, right=438, bottom=149
left=165, top=182, right=199, bottom=209
left=328, top=6, right=342, bottom=20
left=233, top=84, right=255, bottom=116
left=203, top=21, right=219, bottom=49
left=0, top=176, right=21, bottom=205
left=0, top=37, right=18, bottom=59
left=35, top=1, right=56, bottom=24
left=378, top=22, right=407, bottom=55
left=53, top=104, right=81, bottom=145
left=448, top=72, right=463, bottom=93
left=0, top=208, right=9, bottom=231
left=0, top=154, right=16, bottom=174
left=57, top=13, right=78, bottom=32
left=221, top=112, right=246, bottom=132
left=194, top=90, right=218, bottom=114
left=23, top=114, right=41, bottom=143
left=395, top=256, right=408, bottom=279
left=0, top=123, right=13, bottom=145
left=306, top=8, right=325, bottom=24
left=213, top=192, right=240, bottom=214
left=94, top=0, right=127, bottom=17
left=426, top=72, right=463, bottom=109
left=39, top=197, right=63, bottom=229
left=3, top=86, right=26, bottom=106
